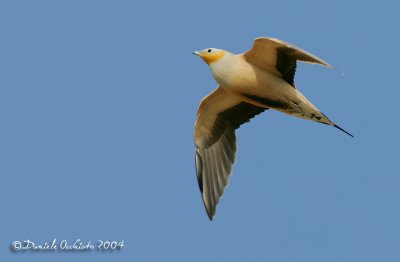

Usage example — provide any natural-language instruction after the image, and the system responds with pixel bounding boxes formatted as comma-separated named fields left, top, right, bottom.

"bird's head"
left=193, top=48, right=225, bottom=65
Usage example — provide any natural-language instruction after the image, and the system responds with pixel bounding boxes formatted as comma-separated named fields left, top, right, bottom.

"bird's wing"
left=194, top=86, right=266, bottom=220
left=242, top=37, right=332, bottom=86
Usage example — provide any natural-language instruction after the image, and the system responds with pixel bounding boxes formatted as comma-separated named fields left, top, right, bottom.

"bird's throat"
left=201, top=51, right=225, bottom=65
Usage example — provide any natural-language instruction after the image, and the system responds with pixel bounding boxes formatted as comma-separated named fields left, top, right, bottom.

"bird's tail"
left=319, top=113, right=353, bottom=137
left=286, top=90, right=353, bottom=137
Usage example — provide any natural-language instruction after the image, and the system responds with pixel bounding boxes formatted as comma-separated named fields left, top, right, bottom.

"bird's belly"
left=219, top=65, right=293, bottom=109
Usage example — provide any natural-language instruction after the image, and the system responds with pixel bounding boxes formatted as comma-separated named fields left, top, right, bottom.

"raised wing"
left=242, top=37, right=332, bottom=86
left=194, top=86, right=266, bottom=220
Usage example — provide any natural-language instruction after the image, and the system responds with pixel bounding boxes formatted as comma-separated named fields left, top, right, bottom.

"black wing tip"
left=206, top=210, right=215, bottom=221
left=333, top=124, right=354, bottom=138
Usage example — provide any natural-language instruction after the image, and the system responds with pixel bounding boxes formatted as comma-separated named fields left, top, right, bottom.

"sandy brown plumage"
left=193, top=37, right=352, bottom=220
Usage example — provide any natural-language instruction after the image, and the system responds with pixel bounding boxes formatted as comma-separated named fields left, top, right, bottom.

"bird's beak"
left=192, top=50, right=200, bottom=56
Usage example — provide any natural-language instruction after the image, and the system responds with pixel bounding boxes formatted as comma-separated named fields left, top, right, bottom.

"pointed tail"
left=319, top=112, right=353, bottom=137
left=333, top=123, right=353, bottom=137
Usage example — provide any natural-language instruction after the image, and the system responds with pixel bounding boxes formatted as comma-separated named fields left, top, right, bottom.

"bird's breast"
left=210, top=57, right=257, bottom=90
left=210, top=56, right=297, bottom=110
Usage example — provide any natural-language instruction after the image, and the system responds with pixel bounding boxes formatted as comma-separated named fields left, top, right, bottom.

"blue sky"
left=1, top=0, right=399, bottom=261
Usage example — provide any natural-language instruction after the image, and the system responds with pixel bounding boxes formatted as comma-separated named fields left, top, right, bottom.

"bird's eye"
left=208, top=49, right=212, bottom=53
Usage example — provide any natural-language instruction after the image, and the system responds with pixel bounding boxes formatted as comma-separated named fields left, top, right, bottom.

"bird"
left=193, top=37, right=352, bottom=220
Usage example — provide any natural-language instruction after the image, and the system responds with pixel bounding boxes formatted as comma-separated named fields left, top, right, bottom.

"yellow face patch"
left=199, top=50, right=225, bottom=64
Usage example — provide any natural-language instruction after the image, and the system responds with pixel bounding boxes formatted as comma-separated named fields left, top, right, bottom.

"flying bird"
left=193, top=37, right=352, bottom=220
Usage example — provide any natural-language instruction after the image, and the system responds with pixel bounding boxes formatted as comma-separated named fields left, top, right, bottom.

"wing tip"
left=206, top=208, right=215, bottom=221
